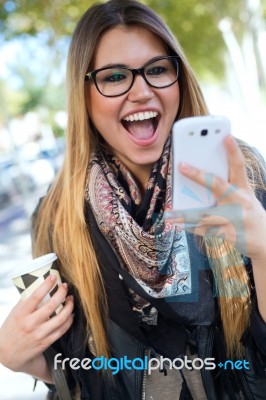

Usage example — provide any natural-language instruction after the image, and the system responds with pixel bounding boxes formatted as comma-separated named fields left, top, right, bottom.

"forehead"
left=92, top=25, right=167, bottom=69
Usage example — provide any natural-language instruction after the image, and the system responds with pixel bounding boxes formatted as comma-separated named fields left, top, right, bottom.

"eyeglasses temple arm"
left=85, top=72, right=92, bottom=81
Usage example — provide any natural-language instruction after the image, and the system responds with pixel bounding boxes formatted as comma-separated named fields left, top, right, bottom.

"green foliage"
left=1, top=0, right=265, bottom=80
left=147, top=0, right=225, bottom=78
left=0, top=0, right=95, bottom=40
left=145, top=0, right=266, bottom=79
left=0, top=0, right=265, bottom=128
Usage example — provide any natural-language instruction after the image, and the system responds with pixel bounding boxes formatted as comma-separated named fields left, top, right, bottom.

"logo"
left=53, top=354, right=250, bottom=375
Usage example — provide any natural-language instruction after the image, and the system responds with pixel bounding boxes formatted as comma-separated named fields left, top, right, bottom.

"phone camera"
left=201, top=129, right=208, bottom=136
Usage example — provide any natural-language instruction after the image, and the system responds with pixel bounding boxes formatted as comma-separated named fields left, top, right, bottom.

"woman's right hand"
left=0, top=275, right=74, bottom=376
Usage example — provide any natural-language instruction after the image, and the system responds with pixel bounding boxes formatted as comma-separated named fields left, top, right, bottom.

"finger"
left=22, top=275, right=59, bottom=313
left=35, top=311, right=75, bottom=353
left=165, top=216, right=222, bottom=233
left=224, top=135, right=249, bottom=188
left=34, top=282, right=69, bottom=321
left=165, top=204, right=241, bottom=231
left=44, top=312, right=74, bottom=348
left=37, top=295, right=74, bottom=338
left=167, top=215, right=238, bottom=246
left=165, top=207, right=212, bottom=226
left=164, top=207, right=205, bottom=221
left=195, top=224, right=238, bottom=243
left=178, top=162, right=230, bottom=200
left=177, top=163, right=244, bottom=203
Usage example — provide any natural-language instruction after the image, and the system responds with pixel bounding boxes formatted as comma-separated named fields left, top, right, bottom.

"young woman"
left=0, top=1, right=266, bottom=399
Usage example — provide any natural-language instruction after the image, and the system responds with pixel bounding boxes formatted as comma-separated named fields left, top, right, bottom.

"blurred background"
left=0, top=0, right=265, bottom=398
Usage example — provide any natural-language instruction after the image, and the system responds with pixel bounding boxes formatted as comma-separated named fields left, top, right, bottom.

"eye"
left=146, top=65, right=167, bottom=76
left=101, top=70, right=127, bottom=83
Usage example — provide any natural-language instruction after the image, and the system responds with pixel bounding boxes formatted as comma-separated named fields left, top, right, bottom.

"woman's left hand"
left=165, top=135, right=266, bottom=261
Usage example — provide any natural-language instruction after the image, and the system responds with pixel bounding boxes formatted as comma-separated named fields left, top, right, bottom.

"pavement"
left=0, top=187, right=49, bottom=399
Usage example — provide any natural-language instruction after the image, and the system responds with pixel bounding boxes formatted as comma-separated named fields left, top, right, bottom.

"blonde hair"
left=32, top=0, right=265, bottom=359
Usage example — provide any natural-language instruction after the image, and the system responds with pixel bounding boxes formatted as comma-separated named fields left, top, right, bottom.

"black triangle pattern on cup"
left=14, top=260, right=62, bottom=316
left=20, top=263, right=58, bottom=290
left=46, top=264, right=60, bottom=317
left=16, top=285, right=25, bottom=294
left=49, top=283, right=59, bottom=318
left=43, top=271, right=50, bottom=280
left=21, top=272, right=41, bottom=289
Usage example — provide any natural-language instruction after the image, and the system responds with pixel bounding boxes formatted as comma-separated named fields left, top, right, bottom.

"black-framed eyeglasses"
left=85, top=56, right=179, bottom=97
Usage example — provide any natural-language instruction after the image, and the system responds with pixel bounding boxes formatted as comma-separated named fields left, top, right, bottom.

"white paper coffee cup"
left=10, top=253, right=63, bottom=316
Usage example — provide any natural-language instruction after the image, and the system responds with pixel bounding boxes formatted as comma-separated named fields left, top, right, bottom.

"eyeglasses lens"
left=95, top=57, right=178, bottom=97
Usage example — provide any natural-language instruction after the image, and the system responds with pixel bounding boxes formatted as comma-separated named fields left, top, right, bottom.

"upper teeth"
left=123, top=111, right=158, bottom=122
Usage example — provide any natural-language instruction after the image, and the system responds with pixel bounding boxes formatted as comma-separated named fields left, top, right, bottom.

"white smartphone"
left=171, top=115, right=230, bottom=210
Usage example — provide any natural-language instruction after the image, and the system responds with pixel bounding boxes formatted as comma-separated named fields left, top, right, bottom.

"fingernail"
left=180, top=163, right=192, bottom=173
left=62, top=283, right=68, bottom=289
left=50, top=275, right=57, bottom=282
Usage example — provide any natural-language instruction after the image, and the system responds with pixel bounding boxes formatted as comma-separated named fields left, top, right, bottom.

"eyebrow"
left=97, top=63, right=127, bottom=69
left=96, top=55, right=168, bottom=70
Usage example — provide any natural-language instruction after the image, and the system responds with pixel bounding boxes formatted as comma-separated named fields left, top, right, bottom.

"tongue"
left=125, top=119, right=155, bottom=140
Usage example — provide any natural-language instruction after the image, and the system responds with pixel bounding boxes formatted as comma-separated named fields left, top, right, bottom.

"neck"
left=130, top=164, right=153, bottom=197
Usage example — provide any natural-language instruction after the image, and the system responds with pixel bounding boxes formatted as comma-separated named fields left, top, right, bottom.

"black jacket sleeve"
left=250, top=298, right=266, bottom=354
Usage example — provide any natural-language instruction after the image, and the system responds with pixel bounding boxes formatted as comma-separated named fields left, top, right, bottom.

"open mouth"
left=122, top=111, right=159, bottom=141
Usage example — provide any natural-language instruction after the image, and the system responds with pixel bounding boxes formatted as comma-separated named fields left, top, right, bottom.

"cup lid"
left=9, top=253, right=58, bottom=279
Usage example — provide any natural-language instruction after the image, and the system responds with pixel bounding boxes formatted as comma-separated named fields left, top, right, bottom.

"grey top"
left=145, top=350, right=207, bottom=400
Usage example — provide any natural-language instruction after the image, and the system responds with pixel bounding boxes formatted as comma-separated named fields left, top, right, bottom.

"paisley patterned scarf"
left=85, top=138, right=191, bottom=300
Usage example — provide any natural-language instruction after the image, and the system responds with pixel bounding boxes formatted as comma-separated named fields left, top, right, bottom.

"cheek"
left=162, top=84, right=180, bottom=121
left=86, top=86, right=120, bottom=128
left=171, top=84, right=180, bottom=112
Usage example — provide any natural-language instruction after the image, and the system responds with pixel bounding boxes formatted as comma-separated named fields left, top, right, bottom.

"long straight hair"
left=32, top=0, right=265, bottom=359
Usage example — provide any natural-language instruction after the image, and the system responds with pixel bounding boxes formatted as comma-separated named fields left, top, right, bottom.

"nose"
left=127, top=74, right=154, bottom=102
